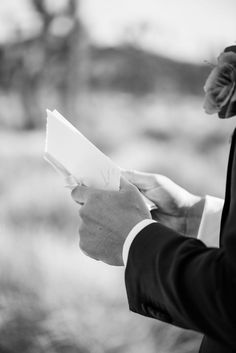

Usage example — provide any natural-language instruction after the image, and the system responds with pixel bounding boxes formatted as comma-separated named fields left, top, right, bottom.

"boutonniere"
left=203, top=45, right=236, bottom=119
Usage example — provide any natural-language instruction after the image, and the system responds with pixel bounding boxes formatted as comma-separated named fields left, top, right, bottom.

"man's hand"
left=71, top=178, right=151, bottom=266
left=122, top=170, right=205, bottom=237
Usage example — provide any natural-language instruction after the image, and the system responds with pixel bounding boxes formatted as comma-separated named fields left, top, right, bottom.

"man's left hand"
left=71, top=177, right=151, bottom=266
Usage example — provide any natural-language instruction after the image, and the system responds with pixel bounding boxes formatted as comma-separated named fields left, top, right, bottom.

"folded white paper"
left=44, top=109, right=121, bottom=191
left=44, top=109, right=157, bottom=210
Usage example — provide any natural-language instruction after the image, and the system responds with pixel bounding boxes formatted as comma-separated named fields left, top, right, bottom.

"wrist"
left=185, top=195, right=205, bottom=237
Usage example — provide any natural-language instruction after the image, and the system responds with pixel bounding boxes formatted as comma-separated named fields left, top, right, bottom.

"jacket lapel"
left=219, top=128, right=236, bottom=247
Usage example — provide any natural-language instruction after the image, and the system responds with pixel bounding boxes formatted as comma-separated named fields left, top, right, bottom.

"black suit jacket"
left=125, top=129, right=236, bottom=353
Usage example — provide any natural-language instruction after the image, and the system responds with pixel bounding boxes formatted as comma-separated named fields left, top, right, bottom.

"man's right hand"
left=122, top=170, right=205, bottom=237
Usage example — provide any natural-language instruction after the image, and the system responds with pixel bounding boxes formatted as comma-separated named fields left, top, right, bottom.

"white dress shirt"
left=122, top=195, right=224, bottom=265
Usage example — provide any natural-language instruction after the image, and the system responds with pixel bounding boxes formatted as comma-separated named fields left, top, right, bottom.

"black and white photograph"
left=0, top=0, right=236, bottom=352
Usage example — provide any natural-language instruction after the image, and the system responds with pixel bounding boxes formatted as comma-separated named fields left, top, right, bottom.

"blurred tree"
left=0, top=0, right=90, bottom=129
left=32, top=0, right=90, bottom=123
left=0, top=0, right=210, bottom=130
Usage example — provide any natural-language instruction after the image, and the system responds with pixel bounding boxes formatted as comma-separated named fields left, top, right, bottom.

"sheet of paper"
left=44, top=109, right=157, bottom=210
left=44, top=109, right=121, bottom=191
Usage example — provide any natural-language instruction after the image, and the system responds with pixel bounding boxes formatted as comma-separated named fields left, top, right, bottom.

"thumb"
left=71, top=185, right=90, bottom=204
left=119, top=176, right=135, bottom=191
left=121, top=170, right=155, bottom=191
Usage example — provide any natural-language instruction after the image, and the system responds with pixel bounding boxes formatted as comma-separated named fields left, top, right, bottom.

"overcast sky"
left=0, top=0, right=235, bottom=63
left=81, top=0, right=236, bottom=63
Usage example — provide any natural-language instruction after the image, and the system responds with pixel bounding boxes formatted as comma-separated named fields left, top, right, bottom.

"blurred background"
left=0, top=0, right=236, bottom=352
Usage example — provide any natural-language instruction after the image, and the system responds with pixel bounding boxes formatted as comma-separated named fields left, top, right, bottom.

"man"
left=71, top=46, right=236, bottom=353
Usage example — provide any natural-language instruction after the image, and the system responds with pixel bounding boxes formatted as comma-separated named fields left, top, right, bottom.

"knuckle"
left=79, top=207, right=87, bottom=219
left=79, top=204, right=93, bottom=220
left=79, top=241, right=89, bottom=256
left=79, top=237, right=86, bottom=252
left=79, top=206, right=94, bottom=224
left=71, top=188, right=81, bottom=202
left=71, top=188, right=77, bottom=199
left=78, top=221, right=88, bottom=237
left=78, top=229, right=88, bottom=249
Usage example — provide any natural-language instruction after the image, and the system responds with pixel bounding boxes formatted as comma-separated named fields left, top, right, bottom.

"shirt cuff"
left=122, top=219, right=157, bottom=266
left=197, top=195, right=224, bottom=248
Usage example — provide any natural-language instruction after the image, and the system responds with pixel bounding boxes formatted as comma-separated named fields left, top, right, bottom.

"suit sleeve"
left=123, top=195, right=224, bottom=266
left=125, top=222, right=236, bottom=346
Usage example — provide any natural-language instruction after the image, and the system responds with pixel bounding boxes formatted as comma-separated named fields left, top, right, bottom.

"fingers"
left=119, top=175, right=133, bottom=189
left=71, top=185, right=91, bottom=204
left=121, top=169, right=155, bottom=190
left=71, top=174, right=143, bottom=204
